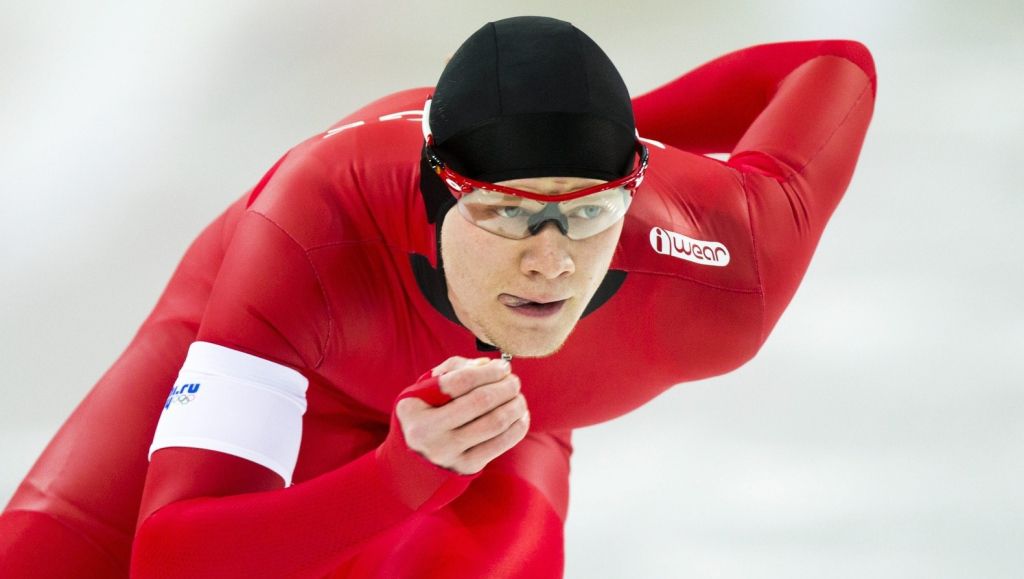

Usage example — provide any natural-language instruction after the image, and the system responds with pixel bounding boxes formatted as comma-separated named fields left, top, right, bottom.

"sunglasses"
left=424, top=136, right=649, bottom=240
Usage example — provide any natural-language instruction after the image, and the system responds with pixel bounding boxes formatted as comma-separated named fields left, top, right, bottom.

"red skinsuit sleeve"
left=331, top=429, right=573, bottom=578
left=634, top=40, right=876, bottom=336
left=132, top=379, right=480, bottom=578
left=129, top=211, right=479, bottom=578
left=632, top=40, right=876, bottom=155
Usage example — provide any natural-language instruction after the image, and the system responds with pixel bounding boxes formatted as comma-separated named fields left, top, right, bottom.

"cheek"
left=579, top=226, right=622, bottom=271
left=442, top=214, right=507, bottom=289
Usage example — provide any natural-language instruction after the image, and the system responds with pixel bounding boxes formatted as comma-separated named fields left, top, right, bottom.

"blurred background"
left=2, top=0, right=1021, bottom=577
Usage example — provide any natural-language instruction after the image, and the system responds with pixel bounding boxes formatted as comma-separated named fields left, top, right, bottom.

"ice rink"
left=2, top=1, right=1022, bottom=577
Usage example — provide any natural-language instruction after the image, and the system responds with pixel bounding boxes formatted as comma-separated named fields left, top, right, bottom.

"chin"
left=491, top=325, right=575, bottom=359
left=497, top=304, right=588, bottom=358
left=504, top=342, right=564, bottom=359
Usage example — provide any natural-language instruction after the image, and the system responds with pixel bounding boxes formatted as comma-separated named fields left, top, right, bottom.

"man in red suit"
left=0, top=16, right=876, bottom=578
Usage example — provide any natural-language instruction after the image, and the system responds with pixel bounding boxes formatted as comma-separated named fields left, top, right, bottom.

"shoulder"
left=244, top=88, right=433, bottom=250
left=612, top=142, right=759, bottom=292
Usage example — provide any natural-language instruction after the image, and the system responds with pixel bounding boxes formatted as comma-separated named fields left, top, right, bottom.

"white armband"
left=149, top=341, right=308, bottom=486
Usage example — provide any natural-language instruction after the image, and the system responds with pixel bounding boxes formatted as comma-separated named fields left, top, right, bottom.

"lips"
left=497, top=293, right=565, bottom=307
left=498, top=293, right=569, bottom=319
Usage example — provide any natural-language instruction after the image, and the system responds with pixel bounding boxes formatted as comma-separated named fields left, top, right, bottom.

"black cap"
left=428, top=16, right=635, bottom=183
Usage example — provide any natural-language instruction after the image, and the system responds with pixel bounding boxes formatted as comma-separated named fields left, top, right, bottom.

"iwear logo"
left=164, top=383, right=201, bottom=410
left=649, top=227, right=730, bottom=267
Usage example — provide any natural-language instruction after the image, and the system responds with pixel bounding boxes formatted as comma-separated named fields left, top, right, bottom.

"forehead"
left=494, top=176, right=608, bottom=194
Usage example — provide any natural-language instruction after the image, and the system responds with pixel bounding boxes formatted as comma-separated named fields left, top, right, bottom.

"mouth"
left=498, top=294, right=569, bottom=318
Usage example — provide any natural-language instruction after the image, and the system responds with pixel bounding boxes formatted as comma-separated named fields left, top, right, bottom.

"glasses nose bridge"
left=527, top=202, right=569, bottom=237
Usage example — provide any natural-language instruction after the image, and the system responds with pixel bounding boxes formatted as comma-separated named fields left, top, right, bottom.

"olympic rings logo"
left=163, top=383, right=202, bottom=410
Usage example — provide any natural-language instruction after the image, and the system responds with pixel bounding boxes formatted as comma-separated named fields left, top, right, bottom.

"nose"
left=520, top=222, right=575, bottom=280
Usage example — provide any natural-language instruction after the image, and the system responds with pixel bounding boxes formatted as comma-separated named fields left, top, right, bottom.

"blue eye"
left=496, top=206, right=525, bottom=218
left=570, top=206, right=604, bottom=219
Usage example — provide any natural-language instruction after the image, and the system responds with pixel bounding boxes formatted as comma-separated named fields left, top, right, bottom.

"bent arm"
left=133, top=416, right=476, bottom=578
left=130, top=207, right=478, bottom=577
left=632, top=40, right=876, bottom=156
left=637, top=41, right=876, bottom=339
left=133, top=343, right=478, bottom=578
left=734, top=49, right=875, bottom=336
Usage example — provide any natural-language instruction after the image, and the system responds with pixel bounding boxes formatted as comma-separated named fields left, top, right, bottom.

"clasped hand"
left=395, top=357, right=530, bottom=475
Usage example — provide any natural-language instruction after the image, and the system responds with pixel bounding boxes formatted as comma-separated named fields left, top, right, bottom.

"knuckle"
left=448, top=429, right=468, bottom=449
left=500, top=395, right=522, bottom=418
left=506, top=421, right=527, bottom=444
left=499, top=374, right=519, bottom=395
left=452, top=424, right=475, bottom=446
left=497, top=403, right=519, bottom=427
left=395, top=399, right=412, bottom=419
left=473, top=388, right=495, bottom=412
left=455, top=369, right=475, bottom=389
left=513, top=424, right=528, bottom=443
left=427, top=447, right=451, bottom=467
left=485, top=412, right=508, bottom=434
left=404, top=422, right=427, bottom=445
left=489, top=361, right=509, bottom=378
left=402, top=395, right=427, bottom=411
left=429, top=442, right=461, bottom=466
left=441, top=371, right=468, bottom=394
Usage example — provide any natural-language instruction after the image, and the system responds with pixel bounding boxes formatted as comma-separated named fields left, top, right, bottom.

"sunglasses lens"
left=456, top=187, right=631, bottom=239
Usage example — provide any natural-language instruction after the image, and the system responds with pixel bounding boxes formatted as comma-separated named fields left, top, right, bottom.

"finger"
left=431, top=356, right=494, bottom=377
left=430, top=356, right=471, bottom=377
left=438, top=374, right=520, bottom=430
left=457, top=413, right=530, bottom=471
left=437, top=358, right=510, bottom=398
left=452, top=394, right=527, bottom=448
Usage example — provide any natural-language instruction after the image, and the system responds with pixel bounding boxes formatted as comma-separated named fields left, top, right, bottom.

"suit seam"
left=740, top=171, right=769, bottom=343
left=794, top=76, right=872, bottom=176
left=249, top=211, right=333, bottom=370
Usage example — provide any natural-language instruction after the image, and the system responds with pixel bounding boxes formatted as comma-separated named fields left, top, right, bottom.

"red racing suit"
left=0, top=40, right=876, bottom=578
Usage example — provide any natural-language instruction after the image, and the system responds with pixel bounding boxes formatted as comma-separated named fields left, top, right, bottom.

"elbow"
left=130, top=506, right=195, bottom=579
left=820, top=39, right=877, bottom=97
left=130, top=513, right=168, bottom=579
